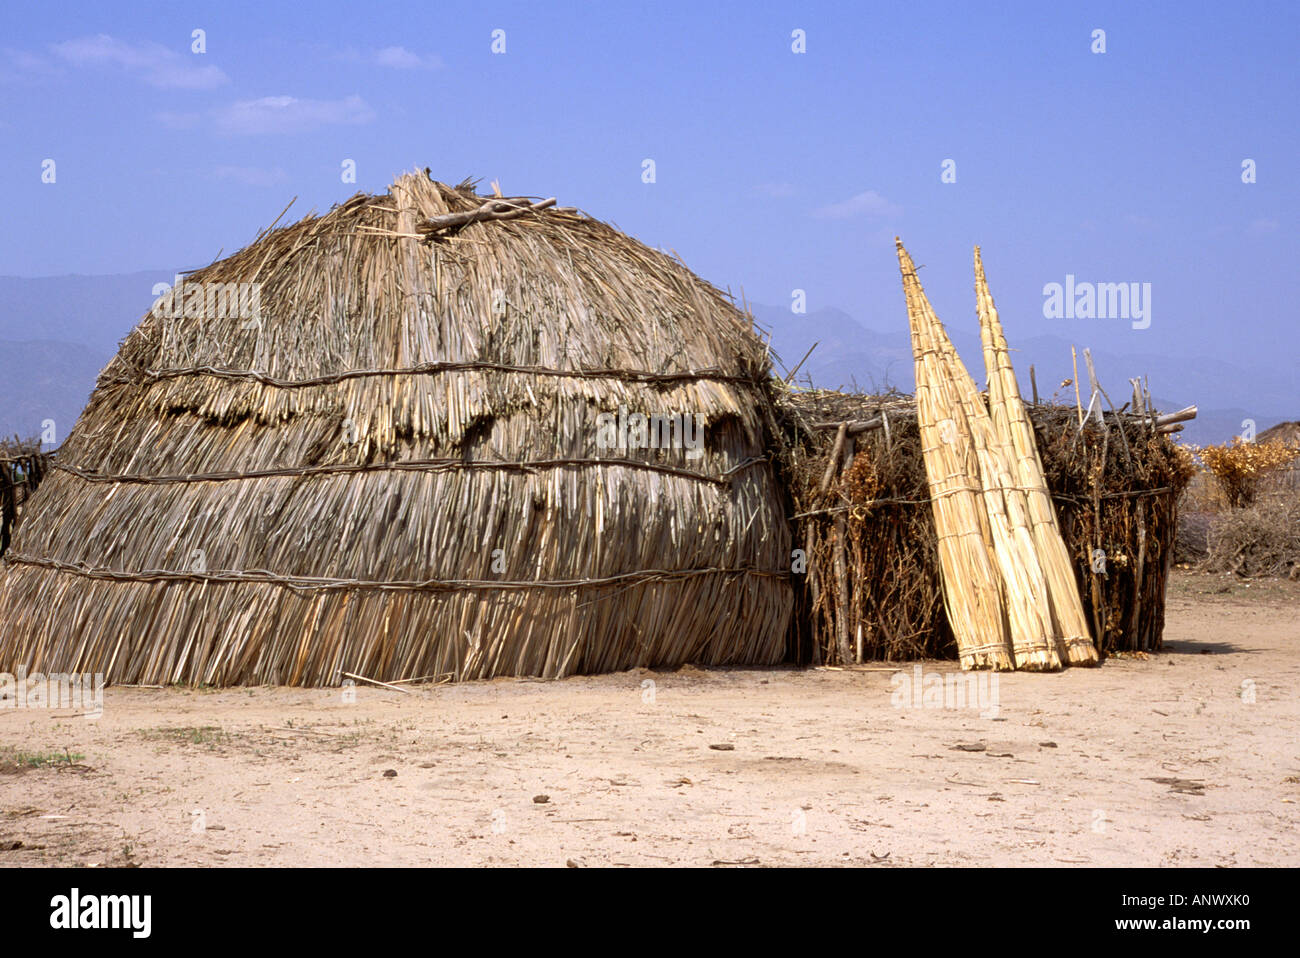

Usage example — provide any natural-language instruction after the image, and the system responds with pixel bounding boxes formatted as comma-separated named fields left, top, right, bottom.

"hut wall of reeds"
left=784, top=391, right=1193, bottom=664
left=0, top=172, right=793, bottom=686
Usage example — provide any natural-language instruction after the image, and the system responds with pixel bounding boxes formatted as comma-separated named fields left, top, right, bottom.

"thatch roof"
left=0, top=172, right=792, bottom=685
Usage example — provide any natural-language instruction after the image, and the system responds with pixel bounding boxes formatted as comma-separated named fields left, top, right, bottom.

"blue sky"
left=1, top=0, right=1296, bottom=373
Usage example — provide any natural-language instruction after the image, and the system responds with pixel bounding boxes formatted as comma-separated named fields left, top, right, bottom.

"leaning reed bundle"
left=897, top=241, right=1011, bottom=669
left=919, top=279, right=1062, bottom=670
left=0, top=172, right=793, bottom=685
left=975, top=247, right=1098, bottom=666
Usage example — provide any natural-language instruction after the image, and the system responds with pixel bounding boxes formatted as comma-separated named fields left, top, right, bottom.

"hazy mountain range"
left=0, top=274, right=1293, bottom=447
left=749, top=303, right=1296, bottom=447
left=0, top=271, right=171, bottom=445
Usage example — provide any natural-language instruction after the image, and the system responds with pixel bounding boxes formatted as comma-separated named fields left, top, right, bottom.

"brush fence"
left=786, top=393, right=1191, bottom=665
left=1, top=443, right=50, bottom=559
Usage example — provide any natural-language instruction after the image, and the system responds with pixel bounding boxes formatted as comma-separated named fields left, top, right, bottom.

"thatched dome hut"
left=0, top=172, right=792, bottom=685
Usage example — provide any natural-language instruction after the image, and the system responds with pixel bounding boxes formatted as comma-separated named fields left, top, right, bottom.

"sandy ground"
left=2, top=570, right=1297, bottom=867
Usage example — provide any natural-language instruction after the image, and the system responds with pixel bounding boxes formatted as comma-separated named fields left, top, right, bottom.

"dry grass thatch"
left=0, top=171, right=793, bottom=685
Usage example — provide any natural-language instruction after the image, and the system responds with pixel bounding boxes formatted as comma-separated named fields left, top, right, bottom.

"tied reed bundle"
left=975, top=248, right=1098, bottom=666
left=920, top=275, right=1061, bottom=671
left=896, top=240, right=1012, bottom=670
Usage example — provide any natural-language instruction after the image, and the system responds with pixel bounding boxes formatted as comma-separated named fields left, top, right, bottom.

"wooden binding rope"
left=896, top=240, right=1012, bottom=670
left=975, top=247, right=1099, bottom=666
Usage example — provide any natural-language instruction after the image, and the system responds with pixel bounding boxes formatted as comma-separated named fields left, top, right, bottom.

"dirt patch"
left=1, top=571, right=1296, bottom=867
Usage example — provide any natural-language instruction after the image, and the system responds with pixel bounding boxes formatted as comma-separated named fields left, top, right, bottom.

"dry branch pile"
left=1204, top=498, right=1300, bottom=578
left=0, top=172, right=792, bottom=686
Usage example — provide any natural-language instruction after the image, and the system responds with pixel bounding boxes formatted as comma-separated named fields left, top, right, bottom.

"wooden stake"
left=1071, top=346, right=1084, bottom=427
left=784, top=342, right=819, bottom=384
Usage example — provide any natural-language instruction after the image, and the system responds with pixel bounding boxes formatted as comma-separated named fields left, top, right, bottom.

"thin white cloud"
left=1, top=48, right=62, bottom=82
left=375, top=46, right=442, bottom=69
left=213, top=165, right=289, bottom=186
left=812, top=190, right=902, bottom=220
left=213, top=94, right=376, bottom=135
left=1247, top=217, right=1280, bottom=235
left=755, top=182, right=798, bottom=198
left=336, top=45, right=443, bottom=70
left=50, top=34, right=228, bottom=89
left=156, top=110, right=203, bottom=129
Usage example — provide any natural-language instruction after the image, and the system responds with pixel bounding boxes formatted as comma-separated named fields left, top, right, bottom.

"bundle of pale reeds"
left=896, top=239, right=1103, bottom=671
left=975, top=247, right=1098, bottom=666
left=896, top=241, right=1012, bottom=669
left=928, top=295, right=1062, bottom=671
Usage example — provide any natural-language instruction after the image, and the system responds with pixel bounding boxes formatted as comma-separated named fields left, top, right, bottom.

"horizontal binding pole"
left=1051, top=485, right=1174, bottom=504
left=789, top=495, right=928, bottom=519
left=791, top=483, right=1177, bottom=519
left=1153, top=404, right=1197, bottom=427
left=808, top=416, right=884, bottom=435
left=102, top=361, right=759, bottom=389
left=53, top=455, right=768, bottom=487
left=3, top=554, right=790, bottom=593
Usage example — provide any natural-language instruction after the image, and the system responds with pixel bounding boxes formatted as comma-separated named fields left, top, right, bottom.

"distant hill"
left=0, top=339, right=111, bottom=442
left=1258, top=421, right=1300, bottom=445
left=0, top=272, right=167, bottom=441
left=0, top=271, right=169, bottom=354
